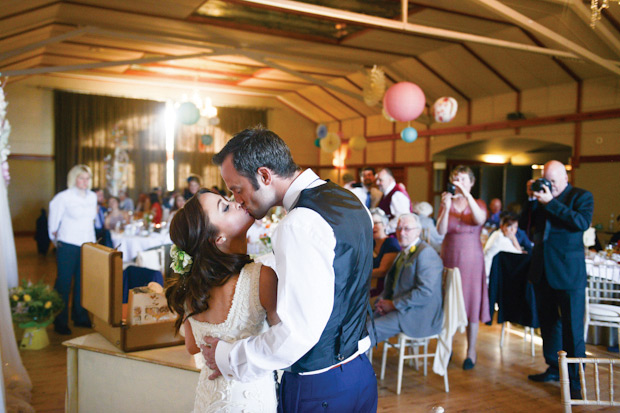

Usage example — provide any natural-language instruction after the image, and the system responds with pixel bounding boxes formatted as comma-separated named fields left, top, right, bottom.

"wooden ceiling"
left=2, top=0, right=620, bottom=124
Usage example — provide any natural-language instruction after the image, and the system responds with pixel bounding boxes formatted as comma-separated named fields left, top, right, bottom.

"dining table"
left=110, top=229, right=172, bottom=263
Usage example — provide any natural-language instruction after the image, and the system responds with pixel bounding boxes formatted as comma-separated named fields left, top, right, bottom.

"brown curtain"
left=54, top=91, right=166, bottom=199
left=174, top=107, right=267, bottom=190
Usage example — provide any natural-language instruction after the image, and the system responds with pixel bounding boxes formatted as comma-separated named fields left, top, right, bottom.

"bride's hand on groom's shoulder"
left=200, top=336, right=222, bottom=380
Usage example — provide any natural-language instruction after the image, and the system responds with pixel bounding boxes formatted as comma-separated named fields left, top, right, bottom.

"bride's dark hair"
left=165, top=188, right=252, bottom=333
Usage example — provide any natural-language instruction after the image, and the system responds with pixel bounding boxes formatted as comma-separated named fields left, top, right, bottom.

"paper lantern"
left=349, top=135, right=367, bottom=151
left=314, top=138, right=321, bottom=148
left=433, top=97, right=458, bottom=123
left=177, top=102, right=200, bottom=125
left=320, top=132, right=341, bottom=153
left=382, top=107, right=396, bottom=122
left=208, top=116, right=220, bottom=126
left=400, top=127, right=418, bottom=143
left=383, top=82, right=426, bottom=122
left=316, top=123, right=328, bottom=139
left=201, top=134, right=213, bottom=145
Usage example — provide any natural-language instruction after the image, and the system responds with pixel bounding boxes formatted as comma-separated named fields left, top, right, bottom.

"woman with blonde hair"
left=48, top=164, right=97, bottom=334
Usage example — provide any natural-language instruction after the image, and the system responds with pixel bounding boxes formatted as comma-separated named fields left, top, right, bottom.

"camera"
left=531, top=177, right=552, bottom=192
left=447, top=182, right=456, bottom=195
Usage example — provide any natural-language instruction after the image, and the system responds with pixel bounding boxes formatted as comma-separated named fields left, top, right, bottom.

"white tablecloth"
left=586, top=257, right=620, bottom=282
left=110, top=231, right=172, bottom=262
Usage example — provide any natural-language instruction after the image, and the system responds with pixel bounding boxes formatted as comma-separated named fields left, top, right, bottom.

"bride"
left=165, top=188, right=279, bottom=412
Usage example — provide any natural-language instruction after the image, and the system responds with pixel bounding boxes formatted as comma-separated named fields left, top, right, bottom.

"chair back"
left=558, top=350, right=620, bottom=412
left=136, top=246, right=166, bottom=275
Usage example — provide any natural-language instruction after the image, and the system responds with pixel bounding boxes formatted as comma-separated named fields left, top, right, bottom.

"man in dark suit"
left=526, top=161, right=593, bottom=400
left=371, top=213, right=444, bottom=344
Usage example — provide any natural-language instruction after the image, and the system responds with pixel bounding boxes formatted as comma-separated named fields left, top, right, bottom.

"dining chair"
left=558, top=350, right=620, bottom=412
left=584, top=261, right=620, bottom=346
left=136, top=246, right=166, bottom=275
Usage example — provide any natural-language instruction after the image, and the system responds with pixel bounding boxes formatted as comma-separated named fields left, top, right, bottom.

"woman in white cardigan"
left=483, top=212, right=524, bottom=283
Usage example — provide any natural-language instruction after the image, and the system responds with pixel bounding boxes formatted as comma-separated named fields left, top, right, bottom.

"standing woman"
left=48, top=165, right=96, bottom=334
left=436, top=165, right=489, bottom=370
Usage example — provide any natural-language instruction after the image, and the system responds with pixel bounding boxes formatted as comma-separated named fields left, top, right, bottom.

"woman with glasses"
left=369, top=208, right=401, bottom=297
left=436, top=165, right=489, bottom=371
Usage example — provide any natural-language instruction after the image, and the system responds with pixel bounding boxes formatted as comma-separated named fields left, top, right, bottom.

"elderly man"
left=351, top=167, right=383, bottom=209
left=526, top=161, right=593, bottom=401
left=376, top=168, right=412, bottom=234
left=370, top=213, right=444, bottom=345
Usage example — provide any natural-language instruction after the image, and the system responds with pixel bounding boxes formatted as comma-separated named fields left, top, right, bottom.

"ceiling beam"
left=472, top=0, right=620, bottom=76
left=235, top=0, right=590, bottom=61
left=0, top=25, right=93, bottom=61
left=557, top=0, right=620, bottom=55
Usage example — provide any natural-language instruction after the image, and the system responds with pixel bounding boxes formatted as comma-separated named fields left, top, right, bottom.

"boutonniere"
left=408, top=244, right=417, bottom=255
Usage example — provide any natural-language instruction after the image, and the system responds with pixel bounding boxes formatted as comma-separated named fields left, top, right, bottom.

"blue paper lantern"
left=178, top=102, right=200, bottom=125
left=201, top=134, right=213, bottom=145
left=316, top=124, right=328, bottom=139
left=400, top=127, right=418, bottom=143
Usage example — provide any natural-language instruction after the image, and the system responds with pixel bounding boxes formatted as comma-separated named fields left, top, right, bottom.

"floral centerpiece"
left=9, top=280, right=63, bottom=328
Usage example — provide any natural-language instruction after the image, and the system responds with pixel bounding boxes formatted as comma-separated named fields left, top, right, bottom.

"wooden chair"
left=558, top=350, right=620, bottom=412
left=584, top=262, right=620, bottom=345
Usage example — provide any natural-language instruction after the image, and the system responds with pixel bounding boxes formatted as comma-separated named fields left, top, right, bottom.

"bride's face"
left=198, top=192, right=254, bottom=241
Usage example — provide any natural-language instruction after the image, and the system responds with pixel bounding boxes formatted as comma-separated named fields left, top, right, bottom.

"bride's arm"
left=259, top=266, right=280, bottom=326
left=184, top=319, right=200, bottom=355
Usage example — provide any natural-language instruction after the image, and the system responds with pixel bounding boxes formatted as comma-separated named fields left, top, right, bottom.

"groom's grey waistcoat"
left=290, top=181, right=373, bottom=373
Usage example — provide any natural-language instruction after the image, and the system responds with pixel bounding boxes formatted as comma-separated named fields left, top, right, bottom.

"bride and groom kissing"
left=165, top=126, right=378, bottom=412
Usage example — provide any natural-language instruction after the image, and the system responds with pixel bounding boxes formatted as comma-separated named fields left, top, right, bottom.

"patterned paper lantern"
left=383, top=82, right=426, bottom=122
left=433, top=97, right=458, bottom=123
left=349, top=135, right=367, bottom=151
left=400, top=127, right=418, bottom=143
left=319, top=132, right=341, bottom=153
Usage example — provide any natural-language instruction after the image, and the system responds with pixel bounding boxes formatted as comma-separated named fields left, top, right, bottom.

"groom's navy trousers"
left=277, top=354, right=377, bottom=413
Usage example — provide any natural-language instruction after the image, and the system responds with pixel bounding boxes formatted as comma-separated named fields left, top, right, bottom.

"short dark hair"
left=187, top=174, right=201, bottom=185
left=213, top=126, right=299, bottom=190
left=499, top=211, right=519, bottom=227
left=361, top=166, right=376, bottom=176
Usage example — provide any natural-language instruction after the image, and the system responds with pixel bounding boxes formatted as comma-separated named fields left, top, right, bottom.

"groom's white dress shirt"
left=215, top=169, right=371, bottom=381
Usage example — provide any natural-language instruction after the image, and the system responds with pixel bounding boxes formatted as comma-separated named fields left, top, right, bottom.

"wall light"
left=480, top=154, right=507, bottom=164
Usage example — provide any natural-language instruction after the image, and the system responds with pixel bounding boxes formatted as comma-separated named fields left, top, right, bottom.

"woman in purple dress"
left=436, top=165, right=489, bottom=370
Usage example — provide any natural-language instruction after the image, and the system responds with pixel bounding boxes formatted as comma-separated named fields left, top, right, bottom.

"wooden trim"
left=8, top=154, right=54, bottom=161
left=13, top=231, right=35, bottom=237
left=578, top=155, right=620, bottom=163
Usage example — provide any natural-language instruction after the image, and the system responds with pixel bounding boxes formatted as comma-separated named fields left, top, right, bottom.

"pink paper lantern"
left=383, top=82, right=426, bottom=122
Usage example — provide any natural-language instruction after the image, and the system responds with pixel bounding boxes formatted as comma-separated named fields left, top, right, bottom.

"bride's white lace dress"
left=188, top=262, right=277, bottom=413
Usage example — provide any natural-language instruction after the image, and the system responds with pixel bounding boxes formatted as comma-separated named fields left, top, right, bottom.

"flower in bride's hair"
left=170, top=244, right=193, bottom=275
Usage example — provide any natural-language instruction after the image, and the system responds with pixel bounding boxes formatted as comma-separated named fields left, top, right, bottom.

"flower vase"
left=19, top=318, right=53, bottom=350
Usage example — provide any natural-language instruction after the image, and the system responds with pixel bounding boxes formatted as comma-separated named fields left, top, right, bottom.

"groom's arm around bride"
left=201, top=127, right=378, bottom=412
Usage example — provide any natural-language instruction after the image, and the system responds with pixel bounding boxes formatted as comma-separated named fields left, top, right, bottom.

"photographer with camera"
left=525, top=160, right=593, bottom=401
left=436, top=165, right=489, bottom=371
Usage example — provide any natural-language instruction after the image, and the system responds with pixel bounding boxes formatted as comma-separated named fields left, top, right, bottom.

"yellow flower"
left=44, top=301, right=52, bottom=309
left=12, top=294, right=19, bottom=301
left=23, top=294, right=31, bottom=302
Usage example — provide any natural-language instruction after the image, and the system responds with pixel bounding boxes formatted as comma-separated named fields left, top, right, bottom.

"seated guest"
left=184, top=174, right=201, bottom=200
left=118, top=189, right=134, bottom=212
left=148, top=192, right=163, bottom=224
left=376, top=168, right=412, bottom=234
left=370, top=208, right=401, bottom=297
left=93, top=187, right=107, bottom=241
left=168, top=193, right=186, bottom=222
left=483, top=212, right=524, bottom=282
left=412, top=202, right=444, bottom=254
left=135, top=192, right=148, bottom=214
left=485, top=198, right=502, bottom=228
left=505, top=204, right=533, bottom=254
left=369, top=213, right=444, bottom=345
left=104, top=196, right=129, bottom=230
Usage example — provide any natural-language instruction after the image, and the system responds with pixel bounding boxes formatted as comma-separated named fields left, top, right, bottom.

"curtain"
left=54, top=91, right=166, bottom=199
left=1, top=178, right=34, bottom=412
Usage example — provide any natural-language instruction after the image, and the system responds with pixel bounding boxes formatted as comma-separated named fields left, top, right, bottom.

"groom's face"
left=220, top=155, right=272, bottom=219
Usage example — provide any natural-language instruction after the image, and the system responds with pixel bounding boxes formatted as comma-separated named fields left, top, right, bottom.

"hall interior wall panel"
left=303, top=86, right=360, bottom=120
left=341, top=118, right=364, bottom=138
left=471, top=92, right=519, bottom=124
left=366, top=114, right=393, bottom=137
left=574, top=162, right=620, bottom=231
left=318, top=168, right=340, bottom=183
left=580, top=119, right=620, bottom=156
left=395, top=138, right=426, bottom=164
left=6, top=83, right=54, bottom=156
left=326, top=79, right=378, bottom=117
left=319, top=146, right=334, bottom=166
left=517, top=123, right=575, bottom=146
left=424, top=45, right=514, bottom=99
left=365, top=141, right=392, bottom=164
left=8, top=159, right=54, bottom=232
left=278, top=93, right=323, bottom=123
left=347, top=146, right=364, bottom=166
left=268, top=107, right=317, bottom=167
left=582, top=76, right=620, bottom=110
left=430, top=133, right=470, bottom=157
left=406, top=166, right=429, bottom=203
left=520, top=84, right=578, bottom=116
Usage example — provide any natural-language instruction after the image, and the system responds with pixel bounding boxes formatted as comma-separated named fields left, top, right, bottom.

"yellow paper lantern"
left=320, top=132, right=341, bottom=153
left=349, top=136, right=367, bottom=151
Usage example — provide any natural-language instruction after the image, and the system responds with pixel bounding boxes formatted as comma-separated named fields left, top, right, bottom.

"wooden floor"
left=12, top=235, right=619, bottom=412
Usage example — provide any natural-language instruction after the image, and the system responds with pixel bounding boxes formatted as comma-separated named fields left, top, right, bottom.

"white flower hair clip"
left=170, top=244, right=193, bottom=275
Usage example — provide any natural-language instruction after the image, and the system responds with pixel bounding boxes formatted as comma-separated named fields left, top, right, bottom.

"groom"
left=201, top=126, right=377, bottom=412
